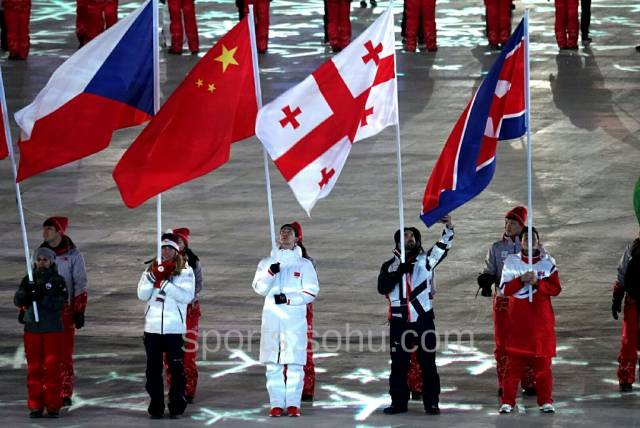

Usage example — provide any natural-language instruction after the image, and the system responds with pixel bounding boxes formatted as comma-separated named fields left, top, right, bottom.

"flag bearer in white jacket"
left=138, top=233, right=195, bottom=419
left=252, top=223, right=320, bottom=418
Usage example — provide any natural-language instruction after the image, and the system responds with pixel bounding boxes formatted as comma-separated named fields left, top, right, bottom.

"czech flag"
left=14, top=0, right=155, bottom=181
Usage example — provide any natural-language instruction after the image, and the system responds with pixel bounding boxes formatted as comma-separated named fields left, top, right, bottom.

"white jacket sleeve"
left=252, top=259, right=277, bottom=296
left=286, top=260, right=319, bottom=306
left=161, top=267, right=195, bottom=304
left=425, top=226, right=454, bottom=271
left=137, top=270, right=155, bottom=301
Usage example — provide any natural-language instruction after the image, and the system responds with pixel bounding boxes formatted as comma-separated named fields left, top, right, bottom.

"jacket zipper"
left=178, top=306, right=183, bottom=324
left=161, top=299, right=165, bottom=335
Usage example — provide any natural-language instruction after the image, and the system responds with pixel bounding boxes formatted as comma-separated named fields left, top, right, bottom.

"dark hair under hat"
left=160, top=233, right=180, bottom=252
left=394, top=227, right=422, bottom=247
left=519, top=226, right=539, bottom=242
left=280, top=223, right=299, bottom=237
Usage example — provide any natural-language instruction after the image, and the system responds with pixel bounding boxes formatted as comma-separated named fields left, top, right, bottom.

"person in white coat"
left=252, top=223, right=320, bottom=418
left=138, top=233, right=195, bottom=419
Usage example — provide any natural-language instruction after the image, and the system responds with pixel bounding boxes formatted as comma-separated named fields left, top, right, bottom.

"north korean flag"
left=421, top=19, right=526, bottom=227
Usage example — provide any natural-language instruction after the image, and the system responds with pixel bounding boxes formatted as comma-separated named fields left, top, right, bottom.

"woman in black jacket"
left=14, top=247, right=68, bottom=418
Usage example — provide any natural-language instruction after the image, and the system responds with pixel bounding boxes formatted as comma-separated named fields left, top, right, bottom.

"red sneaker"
left=268, top=407, right=284, bottom=417
left=287, top=406, right=301, bottom=417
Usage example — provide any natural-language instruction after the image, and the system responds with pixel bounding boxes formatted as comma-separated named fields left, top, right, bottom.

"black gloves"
left=18, top=309, right=25, bottom=324
left=612, top=294, right=623, bottom=320
left=398, top=262, right=414, bottom=275
left=477, top=273, right=496, bottom=297
left=274, top=293, right=287, bottom=305
left=269, top=263, right=281, bottom=275
left=74, top=313, right=85, bottom=329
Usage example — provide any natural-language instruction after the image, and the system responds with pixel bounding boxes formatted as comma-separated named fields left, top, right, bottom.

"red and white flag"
left=256, top=8, right=397, bottom=214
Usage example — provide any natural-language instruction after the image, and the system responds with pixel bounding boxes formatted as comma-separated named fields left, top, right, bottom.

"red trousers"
left=243, top=0, right=269, bottom=53
left=4, top=0, right=30, bottom=59
left=61, top=311, right=76, bottom=398
left=502, top=356, right=553, bottom=406
left=485, top=0, right=511, bottom=45
left=166, top=301, right=200, bottom=397
left=407, top=351, right=422, bottom=393
left=617, top=296, right=639, bottom=384
left=76, top=0, right=89, bottom=46
left=404, top=0, right=436, bottom=51
left=326, top=0, right=351, bottom=51
left=85, top=0, right=118, bottom=43
left=303, top=303, right=315, bottom=397
left=494, top=296, right=535, bottom=391
left=24, top=331, right=64, bottom=412
left=168, top=0, right=199, bottom=53
left=554, top=0, right=579, bottom=48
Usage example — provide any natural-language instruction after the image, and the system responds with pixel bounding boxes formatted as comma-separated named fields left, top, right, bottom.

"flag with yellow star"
left=113, top=17, right=257, bottom=208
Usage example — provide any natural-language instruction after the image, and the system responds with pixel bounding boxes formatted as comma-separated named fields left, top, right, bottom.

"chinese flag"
left=113, top=17, right=258, bottom=208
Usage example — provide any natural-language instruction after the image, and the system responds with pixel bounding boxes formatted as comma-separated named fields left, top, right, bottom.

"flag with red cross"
left=256, top=8, right=397, bottom=214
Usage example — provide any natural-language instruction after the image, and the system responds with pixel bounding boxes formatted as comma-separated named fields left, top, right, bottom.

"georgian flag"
left=256, top=8, right=397, bottom=214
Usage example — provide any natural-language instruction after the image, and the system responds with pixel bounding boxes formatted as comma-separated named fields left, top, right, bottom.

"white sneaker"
left=499, top=404, right=513, bottom=414
left=540, top=403, right=555, bottom=413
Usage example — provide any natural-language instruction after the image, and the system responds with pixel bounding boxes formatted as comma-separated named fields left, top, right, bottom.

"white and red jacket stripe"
left=499, top=252, right=561, bottom=357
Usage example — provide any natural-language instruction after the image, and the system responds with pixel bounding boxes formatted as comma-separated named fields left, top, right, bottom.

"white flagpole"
left=524, top=10, right=533, bottom=302
left=389, top=4, right=408, bottom=300
left=1, top=65, right=38, bottom=321
left=248, top=5, right=277, bottom=252
left=390, top=5, right=405, bottom=263
left=153, top=0, right=162, bottom=261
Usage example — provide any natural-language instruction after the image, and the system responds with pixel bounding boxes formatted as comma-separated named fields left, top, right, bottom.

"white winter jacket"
left=252, top=247, right=319, bottom=365
left=137, top=265, right=195, bottom=334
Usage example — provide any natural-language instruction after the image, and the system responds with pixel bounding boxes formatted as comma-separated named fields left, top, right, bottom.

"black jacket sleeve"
left=14, top=276, right=30, bottom=307
left=377, top=258, right=401, bottom=295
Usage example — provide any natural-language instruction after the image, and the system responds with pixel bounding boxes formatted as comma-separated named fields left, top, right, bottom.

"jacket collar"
left=41, top=235, right=75, bottom=256
left=271, top=246, right=302, bottom=267
left=502, top=234, right=519, bottom=245
left=520, top=253, right=542, bottom=264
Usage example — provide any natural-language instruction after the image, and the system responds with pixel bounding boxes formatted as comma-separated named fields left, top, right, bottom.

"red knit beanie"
left=43, top=216, right=69, bottom=234
left=505, top=206, right=527, bottom=227
left=172, top=228, right=190, bottom=248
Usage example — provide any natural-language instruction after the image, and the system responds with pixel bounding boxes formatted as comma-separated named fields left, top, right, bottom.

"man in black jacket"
left=378, top=216, right=454, bottom=415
